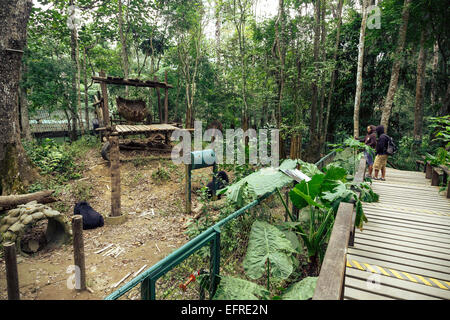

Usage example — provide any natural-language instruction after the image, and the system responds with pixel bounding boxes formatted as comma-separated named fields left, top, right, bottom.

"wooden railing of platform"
left=313, top=157, right=367, bottom=300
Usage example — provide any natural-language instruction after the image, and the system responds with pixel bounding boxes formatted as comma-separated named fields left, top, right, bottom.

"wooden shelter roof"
left=92, top=76, right=173, bottom=89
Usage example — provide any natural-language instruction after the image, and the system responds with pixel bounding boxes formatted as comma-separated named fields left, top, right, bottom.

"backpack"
left=384, top=134, right=398, bottom=156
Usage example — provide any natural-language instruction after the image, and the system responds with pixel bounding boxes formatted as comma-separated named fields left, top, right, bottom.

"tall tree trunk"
left=413, top=31, right=427, bottom=141
left=430, top=41, right=439, bottom=108
left=0, top=0, right=39, bottom=195
left=275, top=0, right=286, bottom=158
left=19, top=63, right=32, bottom=141
left=380, top=0, right=411, bottom=132
left=69, top=0, right=83, bottom=136
left=306, top=0, right=321, bottom=162
left=318, top=0, right=327, bottom=146
left=118, top=0, right=129, bottom=96
left=215, top=0, right=221, bottom=66
left=353, top=0, right=370, bottom=139
left=323, top=0, right=343, bottom=146
left=83, top=47, right=90, bottom=133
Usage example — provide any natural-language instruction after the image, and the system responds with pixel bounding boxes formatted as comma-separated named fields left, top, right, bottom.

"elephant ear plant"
left=213, top=220, right=318, bottom=300
left=277, top=163, right=373, bottom=274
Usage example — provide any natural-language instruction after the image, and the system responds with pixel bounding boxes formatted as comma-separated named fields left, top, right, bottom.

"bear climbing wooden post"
left=4, top=242, right=20, bottom=300
left=72, top=215, right=86, bottom=291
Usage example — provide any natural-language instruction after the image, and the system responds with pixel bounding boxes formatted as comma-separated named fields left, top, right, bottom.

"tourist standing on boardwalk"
left=373, top=125, right=389, bottom=181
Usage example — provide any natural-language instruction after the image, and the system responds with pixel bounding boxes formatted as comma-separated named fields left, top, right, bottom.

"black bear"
left=206, top=171, right=229, bottom=199
left=73, top=201, right=104, bottom=230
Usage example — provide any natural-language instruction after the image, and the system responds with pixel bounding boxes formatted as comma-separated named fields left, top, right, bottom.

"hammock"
left=116, top=96, right=149, bottom=122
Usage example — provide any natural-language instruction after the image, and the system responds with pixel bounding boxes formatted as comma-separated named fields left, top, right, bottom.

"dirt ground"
left=0, top=146, right=221, bottom=300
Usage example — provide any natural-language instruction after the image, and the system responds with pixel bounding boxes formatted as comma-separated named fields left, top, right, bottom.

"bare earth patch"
left=0, top=147, right=218, bottom=300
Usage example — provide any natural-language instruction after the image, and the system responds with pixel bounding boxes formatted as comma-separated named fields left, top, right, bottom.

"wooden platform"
left=96, top=124, right=193, bottom=136
left=344, top=168, right=450, bottom=300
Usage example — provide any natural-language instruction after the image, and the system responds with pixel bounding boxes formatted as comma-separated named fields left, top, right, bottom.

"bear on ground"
left=206, top=171, right=229, bottom=199
left=73, top=201, right=104, bottom=230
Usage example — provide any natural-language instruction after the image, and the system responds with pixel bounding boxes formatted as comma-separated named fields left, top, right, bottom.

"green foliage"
left=243, top=220, right=296, bottom=282
left=213, top=276, right=269, bottom=300
left=281, top=276, right=318, bottom=300
left=221, top=159, right=298, bottom=205
left=151, top=167, right=171, bottom=183
left=23, top=138, right=81, bottom=181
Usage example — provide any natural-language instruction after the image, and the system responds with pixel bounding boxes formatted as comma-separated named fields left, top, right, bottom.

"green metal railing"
left=105, top=152, right=336, bottom=300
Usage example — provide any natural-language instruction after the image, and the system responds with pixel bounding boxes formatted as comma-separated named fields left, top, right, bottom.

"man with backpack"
left=373, top=125, right=391, bottom=181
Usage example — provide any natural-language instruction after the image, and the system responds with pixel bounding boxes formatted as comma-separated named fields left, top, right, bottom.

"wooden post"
left=4, top=242, right=20, bottom=300
left=72, top=215, right=86, bottom=291
left=185, top=164, right=192, bottom=214
left=99, top=70, right=110, bottom=128
left=425, top=162, right=432, bottom=179
left=164, top=71, right=169, bottom=124
left=110, top=134, right=121, bottom=217
left=155, top=76, right=163, bottom=124
left=431, top=167, right=440, bottom=186
left=447, top=179, right=450, bottom=199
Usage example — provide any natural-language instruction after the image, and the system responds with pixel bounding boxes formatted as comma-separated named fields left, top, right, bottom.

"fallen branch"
left=0, top=190, right=57, bottom=209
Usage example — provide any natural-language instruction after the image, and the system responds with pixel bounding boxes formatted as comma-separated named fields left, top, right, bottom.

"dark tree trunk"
left=413, top=31, right=427, bottom=141
left=0, top=0, right=39, bottom=195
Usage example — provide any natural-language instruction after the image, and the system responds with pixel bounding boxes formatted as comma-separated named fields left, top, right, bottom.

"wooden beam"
left=313, top=202, right=354, bottom=300
left=91, top=76, right=173, bottom=89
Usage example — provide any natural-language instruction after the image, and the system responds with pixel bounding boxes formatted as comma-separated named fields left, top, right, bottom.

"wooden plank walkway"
left=344, top=168, right=450, bottom=300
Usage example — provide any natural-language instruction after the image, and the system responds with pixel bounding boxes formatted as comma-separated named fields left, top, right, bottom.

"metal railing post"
left=209, top=227, right=221, bottom=299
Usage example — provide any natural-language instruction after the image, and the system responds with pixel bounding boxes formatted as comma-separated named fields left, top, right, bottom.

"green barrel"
left=190, top=149, right=216, bottom=170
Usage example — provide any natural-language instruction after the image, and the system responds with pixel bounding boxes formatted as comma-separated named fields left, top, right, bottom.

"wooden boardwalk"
left=344, top=168, right=450, bottom=300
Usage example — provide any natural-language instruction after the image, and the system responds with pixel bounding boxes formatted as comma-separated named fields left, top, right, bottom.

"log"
left=0, top=190, right=57, bottom=209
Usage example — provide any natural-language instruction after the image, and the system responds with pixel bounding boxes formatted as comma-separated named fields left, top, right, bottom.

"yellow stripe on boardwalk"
left=364, top=263, right=377, bottom=273
left=346, top=258, right=450, bottom=291
left=376, top=266, right=391, bottom=277
left=429, top=278, right=448, bottom=290
left=416, top=275, right=432, bottom=287
left=402, top=272, right=418, bottom=283
left=352, top=260, right=365, bottom=270
left=390, top=269, right=404, bottom=280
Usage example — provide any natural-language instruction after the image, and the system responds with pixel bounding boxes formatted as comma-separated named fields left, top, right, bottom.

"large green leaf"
left=321, top=165, right=348, bottom=193
left=290, top=188, right=325, bottom=210
left=289, top=174, right=325, bottom=210
left=298, top=161, right=323, bottom=177
left=321, top=181, right=354, bottom=203
left=213, top=276, right=270, bottom=300
left=243, top=220, right=296, bottom=280
left=281, top=277, right=318, bottom=300
left=221, top=159, right=298, bottom=203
